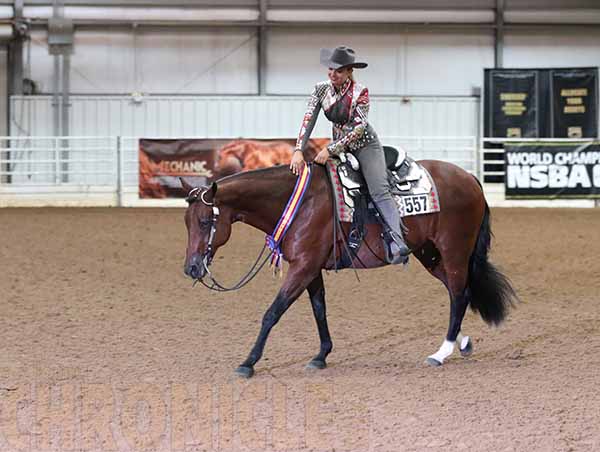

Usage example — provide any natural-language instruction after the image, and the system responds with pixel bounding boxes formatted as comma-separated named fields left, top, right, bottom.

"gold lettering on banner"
left=564, top=106, right=586, bottom=114
left=566, top=97, right=583, bottom=105
left=500, top=92, right=528, bottom=116
left=500, top=93, right=527, bottom=101
left=507, top=128, right=522, bottom=138
left=562, top=88, right=588, bottom=114
left=561, top=88, right=588, bottom=97
left=568, top=127, right=583, bottom=138
left=502, top=103, right=527, bottom=115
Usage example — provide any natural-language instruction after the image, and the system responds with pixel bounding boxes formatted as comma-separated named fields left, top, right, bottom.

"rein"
left=187, top=189, right=272, bottom=292
left=188, top=163, right=313, bottom=291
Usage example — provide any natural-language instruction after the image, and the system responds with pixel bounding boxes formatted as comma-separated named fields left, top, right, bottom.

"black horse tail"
left=466, top=203, right=517, bottom=326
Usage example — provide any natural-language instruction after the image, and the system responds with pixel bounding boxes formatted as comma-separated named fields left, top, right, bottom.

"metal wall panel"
left=10, top=95, right=479, bottom=139
left=269, top=0, right=495, bottom=8
left=21, top=0, right=259, bottom=7
left=267, top=29, right=494, bottom=96
left=505, top=0, right=599, bottom=9
left=29, top=28, right=258, bottom=95
left=504, top=29, right=600, bottom=68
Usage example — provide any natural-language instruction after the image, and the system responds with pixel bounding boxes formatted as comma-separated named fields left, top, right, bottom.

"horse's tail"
left=466, top=202, right=517, bottom=325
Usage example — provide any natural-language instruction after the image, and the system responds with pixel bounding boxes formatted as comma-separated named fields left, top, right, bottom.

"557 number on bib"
left=400, top=195, right=429, bottom=215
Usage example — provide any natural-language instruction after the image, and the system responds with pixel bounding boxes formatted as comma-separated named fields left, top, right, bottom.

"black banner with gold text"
left=489, top=70, right=538, bottom=138
left=551, top=68, right=598, bottom=138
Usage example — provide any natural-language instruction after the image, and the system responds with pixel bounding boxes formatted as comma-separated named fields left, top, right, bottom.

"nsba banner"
left=505, top=142, right=600, bottom=199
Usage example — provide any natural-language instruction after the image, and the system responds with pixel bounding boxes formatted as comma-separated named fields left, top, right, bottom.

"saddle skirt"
left=327, top=146, right=441, bottom=223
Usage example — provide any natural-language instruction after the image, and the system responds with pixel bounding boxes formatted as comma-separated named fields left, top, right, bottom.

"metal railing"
left=0, top=136, right=118, bottom=186
left=0, top=135, right=478, bottom=206
left=386, top=136, right=478, bottom=174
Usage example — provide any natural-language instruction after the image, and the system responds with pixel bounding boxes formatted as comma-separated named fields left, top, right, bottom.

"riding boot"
left=374, top=198, right=411, bottom=264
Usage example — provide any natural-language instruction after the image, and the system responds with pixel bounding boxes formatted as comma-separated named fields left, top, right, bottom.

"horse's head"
left=180, top=178, right=233, bottom=281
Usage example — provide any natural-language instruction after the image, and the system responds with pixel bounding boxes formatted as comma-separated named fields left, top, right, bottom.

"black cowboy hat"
left=320, top=46, right=368, bottom=69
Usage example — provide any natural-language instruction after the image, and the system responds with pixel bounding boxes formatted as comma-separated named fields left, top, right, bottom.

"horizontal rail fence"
left=385, top=136, right=477, bottom=174
left=1, top=135, right=478, bottom=206
left=481, top=137, right=599, bottom=184
left=0, top=136, right=118, bottom=186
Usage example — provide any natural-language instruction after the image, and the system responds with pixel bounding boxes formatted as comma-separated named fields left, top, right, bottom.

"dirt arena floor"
left=1, top=207, right=599, bottom=452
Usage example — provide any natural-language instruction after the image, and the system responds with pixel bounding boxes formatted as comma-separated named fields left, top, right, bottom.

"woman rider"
left=289, top=45, right=410, bottom=264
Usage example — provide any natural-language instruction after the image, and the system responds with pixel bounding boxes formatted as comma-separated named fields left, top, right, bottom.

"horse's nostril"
left=185, top=264, right=196, bottom=278
left=188, top=264, right=200, bottom=279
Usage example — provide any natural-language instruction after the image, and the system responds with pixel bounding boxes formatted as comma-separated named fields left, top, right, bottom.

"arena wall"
left=2, top=2, right=599, bottom=207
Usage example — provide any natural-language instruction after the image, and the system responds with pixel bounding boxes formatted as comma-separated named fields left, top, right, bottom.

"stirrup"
left=382, top=232, right=410, bottom=265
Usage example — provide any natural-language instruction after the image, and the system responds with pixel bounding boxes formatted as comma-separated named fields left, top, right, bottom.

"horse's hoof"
left=235, top=366, right=254, bottom=379
left=425, top=357, right=443, bottom=367
left=306, top=359, right=327, bottom=370
left=460, top=338, right=473, bottom=357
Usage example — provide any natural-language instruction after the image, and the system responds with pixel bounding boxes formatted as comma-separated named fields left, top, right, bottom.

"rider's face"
left=328, top=67, right=352, bottom=88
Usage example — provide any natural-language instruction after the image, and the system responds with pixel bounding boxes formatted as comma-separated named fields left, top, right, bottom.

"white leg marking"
left=428, top=339, right=455, bottom=364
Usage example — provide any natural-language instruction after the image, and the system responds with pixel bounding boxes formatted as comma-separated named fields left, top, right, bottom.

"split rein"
left=186, top=187, right=272, bottom=292
left=186, top=164, right=313, bottom=292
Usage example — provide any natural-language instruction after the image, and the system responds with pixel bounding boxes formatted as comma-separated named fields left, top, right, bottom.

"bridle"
left=186, top=186, right=271, bottom=292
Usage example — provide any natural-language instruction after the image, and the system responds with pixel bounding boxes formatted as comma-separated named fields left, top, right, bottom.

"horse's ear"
left=180, top=177, right=194, bottom=193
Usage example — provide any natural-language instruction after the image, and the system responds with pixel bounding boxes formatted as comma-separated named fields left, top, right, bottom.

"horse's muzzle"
left=184, top=253, right=205, bottom=280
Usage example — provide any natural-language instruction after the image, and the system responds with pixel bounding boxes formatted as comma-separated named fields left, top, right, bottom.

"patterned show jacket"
left=295, top=78, right=378, bottom=156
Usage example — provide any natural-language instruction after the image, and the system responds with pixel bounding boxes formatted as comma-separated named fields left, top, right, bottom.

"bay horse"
left=181, top=161, right=517, bottom=378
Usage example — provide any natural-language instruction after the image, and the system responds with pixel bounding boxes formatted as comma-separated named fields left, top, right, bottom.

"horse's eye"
left=199, top=218, right=211, bottom=229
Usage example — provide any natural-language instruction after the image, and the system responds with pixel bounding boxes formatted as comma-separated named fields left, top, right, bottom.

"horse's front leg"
left=235, top=265, right=318, bottom=378
left=306, top=271, right=332, bottom=370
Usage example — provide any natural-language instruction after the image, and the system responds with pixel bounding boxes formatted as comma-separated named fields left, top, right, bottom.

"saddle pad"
left=327, top=159, right=354, bottom=223
left=326, top=159, right=441, bottom=223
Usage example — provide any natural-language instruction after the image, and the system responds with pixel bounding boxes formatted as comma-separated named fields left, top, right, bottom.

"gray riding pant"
left=352, top=138, right=392, bottom=204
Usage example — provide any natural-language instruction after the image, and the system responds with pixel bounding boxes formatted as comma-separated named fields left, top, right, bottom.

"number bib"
left=396, top=191, right=440, bottom=217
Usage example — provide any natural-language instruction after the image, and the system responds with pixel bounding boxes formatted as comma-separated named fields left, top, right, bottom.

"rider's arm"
left=326, top=86, right=370, bottom=156
left=295, top=83, right=325, bottom=154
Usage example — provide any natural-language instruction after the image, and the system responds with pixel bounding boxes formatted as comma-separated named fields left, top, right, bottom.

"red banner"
left=139, top=138, right=328, bottom=198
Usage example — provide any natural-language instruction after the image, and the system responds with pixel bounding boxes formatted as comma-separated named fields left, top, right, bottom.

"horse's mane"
left=214, top=164, right=316, bottom=205
left=216, top=164, right=294, bottom=186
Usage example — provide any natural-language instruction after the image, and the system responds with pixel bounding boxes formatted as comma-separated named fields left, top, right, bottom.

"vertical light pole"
left=48, top=0, right=73, bottom=182
left=495, top=0, right=505, bottom=69
left=258, top=0, right=268, bottom=95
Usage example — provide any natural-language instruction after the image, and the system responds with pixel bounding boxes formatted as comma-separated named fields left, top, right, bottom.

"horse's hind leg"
left=425, top=254, right=473, bottom=366
left=306, top=272, right=333, bottom=370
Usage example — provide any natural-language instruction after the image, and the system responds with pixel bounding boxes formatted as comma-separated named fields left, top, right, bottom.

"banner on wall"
left=139, top=138, right=327, bottom=198
left=551, top=68, right=598, bottom=138
left=489, top=70, right=539, bottom=138
left=504, top=142, right=600, bottom=199
left=484, top=67, right=598, bottom=139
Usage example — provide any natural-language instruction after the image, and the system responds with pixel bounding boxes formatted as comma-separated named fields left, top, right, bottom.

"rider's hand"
left=313, top=148, right=330, bottom=165
left=290, top=150, right=305, bottom=175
